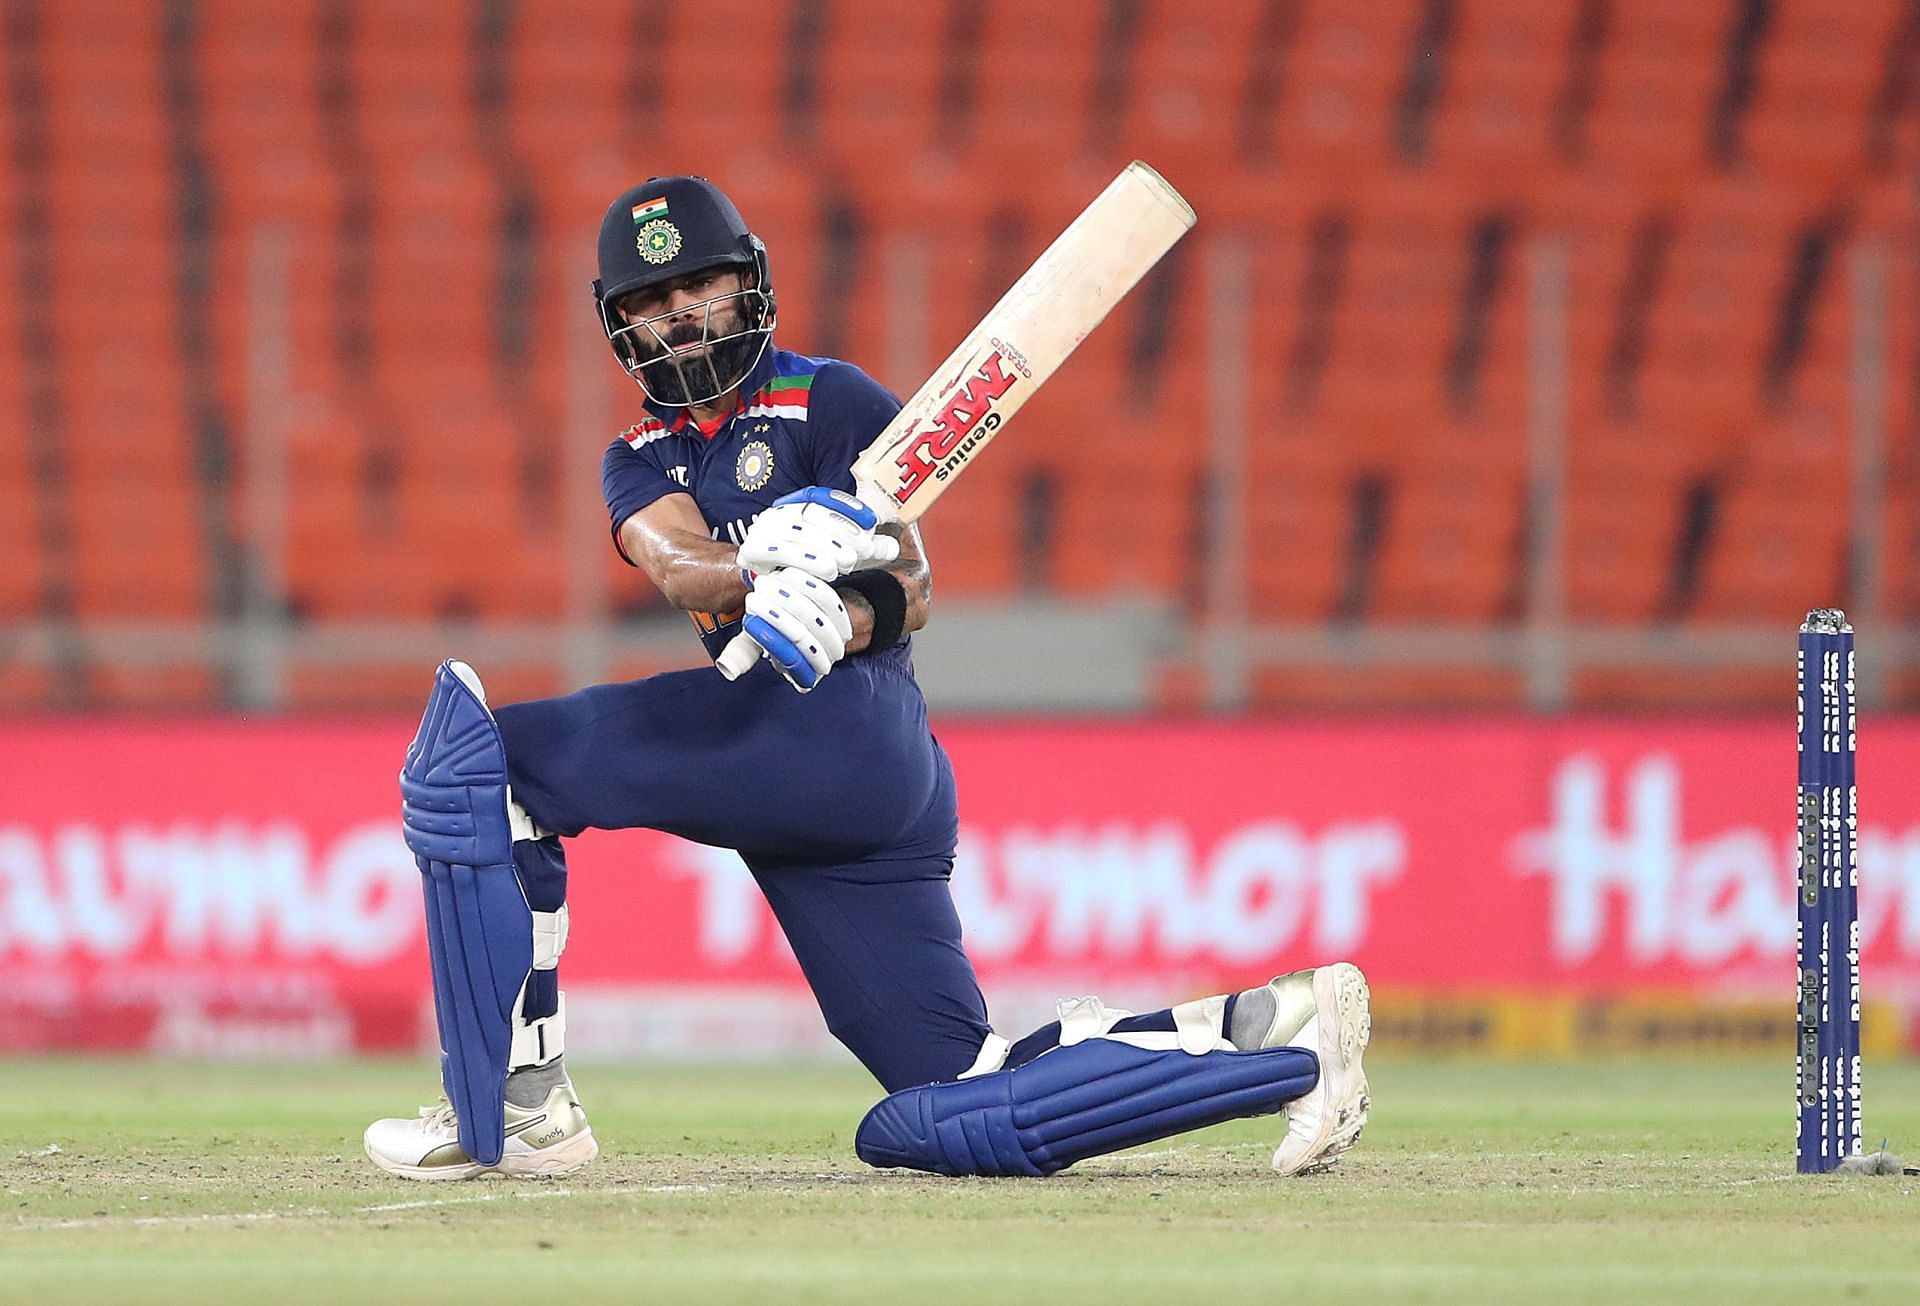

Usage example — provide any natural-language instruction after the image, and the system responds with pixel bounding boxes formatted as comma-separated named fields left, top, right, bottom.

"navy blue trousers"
left=494, top=653, right=992, bottom=1092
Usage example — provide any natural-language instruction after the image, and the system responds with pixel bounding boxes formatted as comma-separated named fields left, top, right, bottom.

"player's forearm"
left=629, top=526, right=749, bottom=613
left=659, top=554, right=751, bottom=614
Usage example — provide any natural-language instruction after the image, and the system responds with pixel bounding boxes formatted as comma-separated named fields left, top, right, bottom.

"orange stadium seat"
left=650, top=6, right=786, bottom=159
left=1238, top=209, right=1340, bottom=381
left=970, top=3, right=1111, bottom=142
left=1260, top=0, right=1425, bottom=187
left=38, top=96, right=166, bottom=161
left=1580, top=9, right=1728, bottom=185
left=505, top=1, right=628, bottom=166
left=282, top=478, right=376, bottom=621
left=813, top=0, right=947, bottom=162
left=66, top=475, right=207, bottom=620
left=197, top=0, right=326, bottom=143
left=44, top=163, right=173, bottom=240
left=1367, top=469, right=1526, bottom=623
left=1243, top=458, right=1353, bottom=621
left=1575, top=374, right=1760, bottom=488
left=1424, top=0, right=1582, bottom=187
left=36, top=0, right=157, bottom=43
left=1748, top=1, right=1908, bottom=191
left=1744, top=89, right=1877, bottom=198
left=1560, top=497, right=1677, bottom=623
left=1691, top=475, right=1852, bottom=623
left=355, top=0, right=473, bottom=70
left=1607, top=0, right=1733, bottom=56
left=1640, top=181, right=1800, bottom=382
left=1051, top=465, right=1200, bottom=599
left=917, top=462, right=1023, bottom=597
left=1878, top=479, right=1920, bottom=622
left=1103, top=2, right=1267, bottom=170
left=1559, top=394, right=1718, bottom=623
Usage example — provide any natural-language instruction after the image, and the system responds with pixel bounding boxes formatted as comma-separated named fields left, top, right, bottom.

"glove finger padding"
left=743, top=568, right=851, bottom=679
left=737, top=512, right=861, bottom=581
left=736, top=486, right=892, bottom=582
left=856, top=532, right=901, bottom=567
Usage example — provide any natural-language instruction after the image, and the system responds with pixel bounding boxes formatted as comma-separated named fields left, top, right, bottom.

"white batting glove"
left=740, top=566, right=854, bottom=692
left=736, top=486, right=899, bottom=583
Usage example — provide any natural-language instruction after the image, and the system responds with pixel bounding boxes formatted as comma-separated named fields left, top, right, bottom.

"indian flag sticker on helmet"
left=637, top=218, right=682, bottom=264
left=631, top=197, right=669, bottom=225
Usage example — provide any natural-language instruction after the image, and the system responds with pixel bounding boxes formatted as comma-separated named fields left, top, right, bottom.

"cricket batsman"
left=364, top=176, right=1372, bottom=1181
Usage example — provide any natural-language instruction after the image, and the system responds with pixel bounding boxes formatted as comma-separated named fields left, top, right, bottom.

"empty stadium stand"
left=0, top=0, right=1915, bottom=712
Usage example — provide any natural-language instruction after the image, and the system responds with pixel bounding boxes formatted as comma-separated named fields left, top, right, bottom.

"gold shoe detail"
left=364, top=1083, right=598, bottom=1181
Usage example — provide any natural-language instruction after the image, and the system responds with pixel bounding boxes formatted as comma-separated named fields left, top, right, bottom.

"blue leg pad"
left=400, top=661, right=532, bottom=1167
left=856, top=1038, right=1319, bottom=1177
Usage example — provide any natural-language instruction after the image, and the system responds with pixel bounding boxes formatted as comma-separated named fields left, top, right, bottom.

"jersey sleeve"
left=601, top=437, right=682, bottom=563
left=805, top=362, right=901, bottom=493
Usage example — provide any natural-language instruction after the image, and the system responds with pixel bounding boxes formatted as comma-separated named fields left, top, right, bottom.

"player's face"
left=606, top=262, right=769, bottom=408
left=613, top=268, right=750, bottom=362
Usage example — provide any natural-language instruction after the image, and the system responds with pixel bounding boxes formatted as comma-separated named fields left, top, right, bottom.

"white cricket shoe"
left=1264, top=962, right=1372, bottom=1176
left=364, top=1082, right=598, bottom=1181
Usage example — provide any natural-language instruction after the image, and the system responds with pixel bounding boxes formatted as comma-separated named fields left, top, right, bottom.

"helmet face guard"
left=591, top=176, right=778, bottom=409
left=597, top=254, right=775, bottom=408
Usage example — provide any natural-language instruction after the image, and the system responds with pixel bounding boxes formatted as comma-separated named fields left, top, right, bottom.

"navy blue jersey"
left=601, top=345, right=906, bottom=663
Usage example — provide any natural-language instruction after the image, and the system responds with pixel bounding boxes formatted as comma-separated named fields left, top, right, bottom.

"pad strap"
left=531, top=906, right=568, bottom=970
left=958, top=1033, right=1013, bottom=1079
left=508, top=793, right=550, bottom=842
left=1056, top=995, right=1134, bottom=1046
left=509, top=909, right=570, bottom=1070
left=510, top=991, right=567, bottom=1069
left=1171, top=994, right=1232, bottom=1054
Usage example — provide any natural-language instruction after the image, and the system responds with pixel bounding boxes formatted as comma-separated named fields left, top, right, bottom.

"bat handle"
left=715, top=631, right=762, bottom=680
left=855, top=479, right=900, bottom=527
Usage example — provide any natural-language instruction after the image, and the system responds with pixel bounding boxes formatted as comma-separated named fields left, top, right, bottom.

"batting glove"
left=736, top=486, right=899, bottom=583
left=739, top=566, right=854, bottom=692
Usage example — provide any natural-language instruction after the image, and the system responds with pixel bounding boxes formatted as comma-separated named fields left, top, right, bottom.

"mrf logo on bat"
left=889, top=338, right=1033, bottom=505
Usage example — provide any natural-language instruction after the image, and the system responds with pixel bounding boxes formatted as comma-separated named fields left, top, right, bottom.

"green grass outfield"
left=2, top=1057, right=1915, bottom=1305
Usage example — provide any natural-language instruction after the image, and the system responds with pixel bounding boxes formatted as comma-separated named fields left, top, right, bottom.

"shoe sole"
left=1272, top=963, right=1372, bottom=1176
left=366, top=1127, right=599, bottom=1182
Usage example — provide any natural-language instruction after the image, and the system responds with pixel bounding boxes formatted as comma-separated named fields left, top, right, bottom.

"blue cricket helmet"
left=591, top=176, right=777, bottom=405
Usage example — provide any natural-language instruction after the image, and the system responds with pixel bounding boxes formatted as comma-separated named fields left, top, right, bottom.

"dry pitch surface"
left=2, top=1057, right=1916, bottom=1304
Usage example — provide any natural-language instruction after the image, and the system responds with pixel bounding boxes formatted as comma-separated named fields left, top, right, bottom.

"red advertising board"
left=2, top=718, right=1917, bottom=1056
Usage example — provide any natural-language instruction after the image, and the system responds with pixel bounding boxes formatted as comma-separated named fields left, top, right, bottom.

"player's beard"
left=635, top=313, right=763, bottom=408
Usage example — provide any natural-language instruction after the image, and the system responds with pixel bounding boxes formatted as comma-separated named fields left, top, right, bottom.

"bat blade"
left=851, top=160, right=1196, bottom=522
left=717, top=161, right=1194, bottom=682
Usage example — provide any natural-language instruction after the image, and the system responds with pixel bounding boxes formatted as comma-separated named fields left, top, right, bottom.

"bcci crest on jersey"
left=735, top=440, right=775, bottom=491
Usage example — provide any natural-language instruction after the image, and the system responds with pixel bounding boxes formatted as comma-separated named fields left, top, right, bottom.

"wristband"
left=833, top=570, right=908, bottom=653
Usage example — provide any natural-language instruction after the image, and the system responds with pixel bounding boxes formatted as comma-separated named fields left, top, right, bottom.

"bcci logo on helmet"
left=637, top=218, right=682, bottom=264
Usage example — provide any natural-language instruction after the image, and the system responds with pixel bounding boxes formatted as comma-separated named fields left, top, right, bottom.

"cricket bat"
left=718, top=160, right=1196, bottom=680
